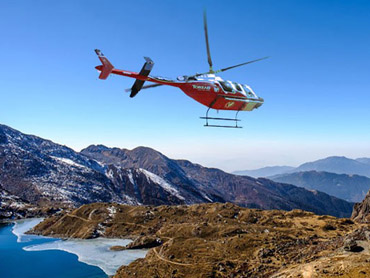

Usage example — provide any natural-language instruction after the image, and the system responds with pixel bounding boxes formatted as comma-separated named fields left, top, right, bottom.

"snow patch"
left=127, top=169, right=135, bottom=185
left=202, top=194, right=213, bottom=202
left=51, top=156, right=87, bottom=169
left=139, top=169, right=185, bottom=200
left=107, top=206, right=117, bottom=218
left=106, top=169, right=114, bottom=180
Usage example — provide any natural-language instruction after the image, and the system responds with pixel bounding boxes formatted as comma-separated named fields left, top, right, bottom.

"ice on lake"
left=13, top=218, right=147, bottom=276
left=12, top=218, right=44, bottom=242
left=24, top=238, right=147, bottom=275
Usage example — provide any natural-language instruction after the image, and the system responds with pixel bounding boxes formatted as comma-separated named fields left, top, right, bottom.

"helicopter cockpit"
left=217, top=80, right=258, bottom=99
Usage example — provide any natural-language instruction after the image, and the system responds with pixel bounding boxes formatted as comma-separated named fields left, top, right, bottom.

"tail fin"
left=95, top=49, right=114, bottom=79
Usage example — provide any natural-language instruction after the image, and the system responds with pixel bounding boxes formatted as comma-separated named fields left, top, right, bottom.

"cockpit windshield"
left=242, top=84, right=258, bottom=98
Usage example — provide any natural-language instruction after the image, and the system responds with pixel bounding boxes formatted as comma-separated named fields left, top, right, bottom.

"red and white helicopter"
left=95, top=12, right=267, bottom=128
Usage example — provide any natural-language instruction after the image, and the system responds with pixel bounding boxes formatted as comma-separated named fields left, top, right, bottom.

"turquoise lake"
left=0, top=219, right=147, bottom=278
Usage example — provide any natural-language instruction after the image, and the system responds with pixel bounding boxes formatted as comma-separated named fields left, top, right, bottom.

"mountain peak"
left=81, top=144, right=110, bottom=153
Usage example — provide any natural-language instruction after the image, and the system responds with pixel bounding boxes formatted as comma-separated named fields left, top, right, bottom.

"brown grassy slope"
left=31, top=203, right=370, bottom=278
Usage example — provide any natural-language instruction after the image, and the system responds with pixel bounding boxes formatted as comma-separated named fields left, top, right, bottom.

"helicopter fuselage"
left=96, top=65, right=264, bottom=112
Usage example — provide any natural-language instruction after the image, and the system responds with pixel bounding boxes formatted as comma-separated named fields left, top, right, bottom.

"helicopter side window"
left=219, top=81, right=233, bottom=92
left=232, top=82, right=242, bottom=91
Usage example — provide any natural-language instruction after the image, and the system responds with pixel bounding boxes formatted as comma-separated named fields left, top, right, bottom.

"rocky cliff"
left=352, top=190, right=370, bottom=223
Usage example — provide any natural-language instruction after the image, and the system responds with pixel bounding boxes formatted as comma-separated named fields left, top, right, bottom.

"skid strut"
left=200, top=99, right=242, bottom=128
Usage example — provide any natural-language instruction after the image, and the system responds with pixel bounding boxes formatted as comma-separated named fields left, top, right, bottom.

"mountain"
left=352, top=189, right=370, bottom=223
left=0, top=124, right=205, bottom=207
left=0, top=124, right=130, bottom=206
left=233, top=166, right=294, bottom=178
left=236, top=156, right=370, bottom=178
left=294, top=156, right=370, bottom=177
left=81, top=145, right=214, bottom=204
left=82, top=145, right=354, bottom=217
left=356, top=157, right=370, bottom=165
left=270, top=171, right=370, bottom=202
left=0, top=123, right=354, bottom=217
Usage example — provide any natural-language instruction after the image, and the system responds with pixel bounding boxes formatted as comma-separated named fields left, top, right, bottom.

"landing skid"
left=200, top=107, right=242, bottom=128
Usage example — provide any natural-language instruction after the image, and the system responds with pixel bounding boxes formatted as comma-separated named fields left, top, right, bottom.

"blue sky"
left=1, top=0, right=370, bottom=171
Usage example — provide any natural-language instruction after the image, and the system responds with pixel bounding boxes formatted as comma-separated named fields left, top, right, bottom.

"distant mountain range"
left=0, top=123, right=354, bottom=217
left=234, top=156, right=370, bottom=203
left=234, top=156, right=370, bottom=178
left=233, top=166, right=295, bottom=178
left=270, top=171, right=370, bottom=203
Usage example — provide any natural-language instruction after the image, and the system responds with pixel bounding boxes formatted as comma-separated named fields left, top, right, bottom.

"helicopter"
left=95, top=12, right=268, bottom=128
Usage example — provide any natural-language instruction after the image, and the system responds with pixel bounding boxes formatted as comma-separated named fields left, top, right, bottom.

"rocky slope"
left=0, top=185, right=57, bottom=219
left=352, top=190, right=370, bottom=223
left=270, top=171, right=370, bottom=202
left=31, top=203, right=370, bottom=278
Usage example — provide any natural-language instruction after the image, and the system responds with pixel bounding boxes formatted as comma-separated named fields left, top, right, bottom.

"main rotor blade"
left=203, top=10, right=214, bottom=73
left=193, top=56, right=269, bottom=77
left=125, top=83, right=163, bottom=92
left=216, top=56, right=269, bottom=73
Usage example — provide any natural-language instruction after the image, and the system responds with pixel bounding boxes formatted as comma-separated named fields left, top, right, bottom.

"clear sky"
left=1, top=0, right=370, bottom=172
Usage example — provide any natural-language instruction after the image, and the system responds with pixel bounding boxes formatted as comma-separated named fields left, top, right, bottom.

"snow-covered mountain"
left=0, top=124, right=203, bottom=207
left=0, top=124, right=354, bottom=217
